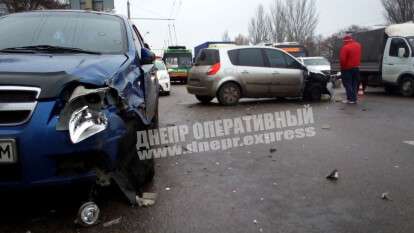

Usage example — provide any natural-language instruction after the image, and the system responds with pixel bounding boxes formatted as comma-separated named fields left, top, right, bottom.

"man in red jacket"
left=340, top=35, right=362, bottom=104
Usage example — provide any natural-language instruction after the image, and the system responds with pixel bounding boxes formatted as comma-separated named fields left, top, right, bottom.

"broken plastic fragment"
left=381, top=192, right=392, bottom=201
left=103, top=217, right=122, bottom=227
left=253, top=219, right=258, bottom=224
left=322, top=124, right=331, bottom=130
left=326, top=169, right=339, bottom=181
left=142, top=192, right=158, bottom=200
left=165, top=187, right=171, bottom=191
left=136, top=196, right=156, bottom=207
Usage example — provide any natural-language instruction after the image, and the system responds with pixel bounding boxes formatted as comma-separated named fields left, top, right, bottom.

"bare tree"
left=2, top=0, right=67, bottom=13
left=248, top=4, right=270, bottom=45
left=222, top=30, right=231, bottom=42
left=267, top=0, right=286, bottom=43
left=382, top=0, right=414, bottom=23
left=284, top=0, right=318, bottom=44
left=234, top=34, right=250, bottom=45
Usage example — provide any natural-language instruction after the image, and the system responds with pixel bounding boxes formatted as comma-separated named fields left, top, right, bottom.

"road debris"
left=136, top=192, right=157, bottom=207
left=253, top=219, right=258, bottom=224
left=103, top=217, right=122, bottom=227
left=381, top=192, right=392, bottom=201
left=322, top=124, right=331, bottom=130
left=269, top=148, right=277, bottom=153
left=326, top=169, right=339, bottom=181
left=165, top=187, right=171, bottom=191
left=216, top=162, right=220, bottom=165
left=143, top=192, right=158, bottom=200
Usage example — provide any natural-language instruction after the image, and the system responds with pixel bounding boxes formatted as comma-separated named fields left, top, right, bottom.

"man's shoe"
left=342, top=100, right=350, bottom=104
left=349, top=101, right=357, bottom=104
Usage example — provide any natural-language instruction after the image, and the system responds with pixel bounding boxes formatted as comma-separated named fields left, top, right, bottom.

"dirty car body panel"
left=0, top=11, right=158, bottom=190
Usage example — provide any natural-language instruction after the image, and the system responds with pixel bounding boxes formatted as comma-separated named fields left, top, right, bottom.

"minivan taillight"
left=207, top=63, right=221, bottom=76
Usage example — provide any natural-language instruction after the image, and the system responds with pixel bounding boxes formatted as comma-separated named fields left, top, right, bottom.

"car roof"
left=208, top=45, right=287, bottom=52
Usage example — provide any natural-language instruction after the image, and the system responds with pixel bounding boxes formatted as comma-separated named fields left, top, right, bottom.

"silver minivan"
left=187, top=46, right=331, bottom=105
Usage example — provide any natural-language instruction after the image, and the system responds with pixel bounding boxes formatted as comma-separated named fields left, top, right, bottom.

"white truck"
left=332, top=23, right=414, bottom=96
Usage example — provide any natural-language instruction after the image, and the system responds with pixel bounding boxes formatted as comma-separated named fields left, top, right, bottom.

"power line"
left=173, top=24, right=178, bottom=45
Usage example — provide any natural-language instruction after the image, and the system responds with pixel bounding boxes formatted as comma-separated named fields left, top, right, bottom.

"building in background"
left=69, top=0, right=114, bottom=12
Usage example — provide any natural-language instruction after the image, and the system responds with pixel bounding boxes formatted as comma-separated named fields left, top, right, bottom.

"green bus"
left=163, top=46, right=192, bottom=83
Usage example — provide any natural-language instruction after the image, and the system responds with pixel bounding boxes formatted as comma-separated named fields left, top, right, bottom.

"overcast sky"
left=114, top=0, right=385, bottom=54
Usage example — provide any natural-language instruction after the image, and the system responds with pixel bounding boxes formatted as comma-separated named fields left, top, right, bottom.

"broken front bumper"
left=0, top=100, right=127, bottom=189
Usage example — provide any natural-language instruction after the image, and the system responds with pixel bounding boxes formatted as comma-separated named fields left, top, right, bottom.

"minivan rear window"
left=195, top=49, right=220, bottom=66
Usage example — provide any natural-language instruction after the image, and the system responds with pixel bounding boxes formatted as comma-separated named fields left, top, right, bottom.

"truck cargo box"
left=332, top=28, right=387, bottom=73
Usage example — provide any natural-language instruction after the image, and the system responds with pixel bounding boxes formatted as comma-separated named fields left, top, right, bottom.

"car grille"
left=321, top=70, right=331, bottom=75
left=0, top=86, right=40, bottom=126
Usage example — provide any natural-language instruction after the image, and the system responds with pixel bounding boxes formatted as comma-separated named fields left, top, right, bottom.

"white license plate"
left=0, top=139, right=17, bottom=163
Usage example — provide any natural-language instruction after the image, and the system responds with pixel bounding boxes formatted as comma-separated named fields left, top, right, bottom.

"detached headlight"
left=69, top=106, right=108, bottom=144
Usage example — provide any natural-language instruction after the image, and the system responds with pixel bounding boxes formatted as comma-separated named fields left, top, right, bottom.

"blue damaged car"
left=0, top=11, right=159, bottom=206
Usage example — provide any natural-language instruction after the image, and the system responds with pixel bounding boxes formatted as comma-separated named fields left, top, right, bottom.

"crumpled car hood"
left=0, top=54, right=128, bottom=86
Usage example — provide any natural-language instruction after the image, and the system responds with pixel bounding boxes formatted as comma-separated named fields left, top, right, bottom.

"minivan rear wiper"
left=0, top=45, right=101, bottom=55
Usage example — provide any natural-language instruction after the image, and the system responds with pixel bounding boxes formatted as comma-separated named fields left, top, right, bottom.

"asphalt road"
left=0, top=84, right=413, bottom=233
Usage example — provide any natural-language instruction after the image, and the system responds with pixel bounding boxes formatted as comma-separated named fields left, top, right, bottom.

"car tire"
left=165, top=91, right=171, bottom=96
left=304, top=83, right=322, bottom=102
left=400, top=77, right=414, bottom=97
left=217, top=82, right=241, bottom=106
left=121, top=107, right=158, bottom=189
left=196, top=95, right=214, bottom=104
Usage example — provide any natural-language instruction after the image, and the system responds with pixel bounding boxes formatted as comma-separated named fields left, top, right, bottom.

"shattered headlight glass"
left=56, top=86, right=115, bottom=144
left=69, top=106, right=108, bottom=144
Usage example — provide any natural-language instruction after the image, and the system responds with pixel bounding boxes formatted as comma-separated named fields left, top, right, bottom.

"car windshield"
left=164, top=54, right=192, bottom=68
left=155, top=60, right=167, bottom=70
left=0, top=12, right=126, bottom=54
left=303, top=58, right=330, bottom=66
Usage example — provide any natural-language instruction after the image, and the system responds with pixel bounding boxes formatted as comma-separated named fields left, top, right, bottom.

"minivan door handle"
left=272, top=72, right=280, bottom=75
left=241, top=71, right=249, bottom=74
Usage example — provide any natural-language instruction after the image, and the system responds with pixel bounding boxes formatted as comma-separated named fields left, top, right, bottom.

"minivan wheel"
left=196, top=95, right=214, bottom=104
left=400, top=77, right=414, bottom=97
left=218, top=82, right=241, bottom=106
left=304, top=84, right=322, bottom=101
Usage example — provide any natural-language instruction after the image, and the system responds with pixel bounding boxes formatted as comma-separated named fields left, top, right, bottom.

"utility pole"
left=127, top=0, right=131, bottom=19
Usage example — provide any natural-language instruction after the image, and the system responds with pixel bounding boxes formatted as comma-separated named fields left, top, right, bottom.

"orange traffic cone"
left=358, top=84, right=364, bottom=96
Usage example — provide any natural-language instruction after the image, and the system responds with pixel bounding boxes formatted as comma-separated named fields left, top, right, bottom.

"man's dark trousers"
left=342, top=68, right=360, bottom=102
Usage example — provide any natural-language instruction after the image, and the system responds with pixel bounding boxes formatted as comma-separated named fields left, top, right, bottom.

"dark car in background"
left=0, top=10, right=159, bottom=221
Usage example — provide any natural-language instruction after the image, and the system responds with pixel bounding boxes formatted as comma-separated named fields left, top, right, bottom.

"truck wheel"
left=304, top=84, right=322, bottom=102
left=217, top=82, right=241, bottom=106
left=400, top=77, right=414, bottom=97
left=196, top=95, right=214, bottom=104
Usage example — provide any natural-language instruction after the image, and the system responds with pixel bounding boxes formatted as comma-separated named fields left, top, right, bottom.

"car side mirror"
left=144, top=43, right=150, bottom=50
left=398, top=48, right=406, bottom=58
left=141, top=47, right=155, bottom=65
